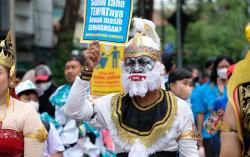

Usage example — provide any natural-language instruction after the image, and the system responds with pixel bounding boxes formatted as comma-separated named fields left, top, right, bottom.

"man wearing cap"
left=65, top=18, right=198, bottom=156
left=35, top=65, right=57, bottom=117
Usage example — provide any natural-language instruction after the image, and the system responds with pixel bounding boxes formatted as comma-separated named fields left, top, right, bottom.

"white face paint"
left=124, top=56, right=155, bottom=75
left=122, top=59, right=164, bottom=97
left=27, top=101, right=39, bottom=111
left=36, top=81, right=52, bottom=91
left=217, top=68, right=228, bottom=79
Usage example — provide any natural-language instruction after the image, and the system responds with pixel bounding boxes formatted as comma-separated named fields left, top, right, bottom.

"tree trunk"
left=136, top=0, right=154, bottom=20
left=144, top=0, right=154, bottom=20
left=54, top=0, right=80, bottom=85
left=59, top=0, right=80, bottom=32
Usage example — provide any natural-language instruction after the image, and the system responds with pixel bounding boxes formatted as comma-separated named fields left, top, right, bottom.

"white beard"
left=122, top=61, right=165, bottom=97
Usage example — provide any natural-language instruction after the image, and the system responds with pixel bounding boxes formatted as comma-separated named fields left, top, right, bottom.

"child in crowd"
left=15, top=80, right=65, bottom=157
left=166, top=68, right=193, bottom=103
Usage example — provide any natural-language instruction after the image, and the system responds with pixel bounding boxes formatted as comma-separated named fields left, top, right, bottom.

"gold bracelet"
left=79, top=66, right=93, bottom=81
left=82, top=66, right=93, bottom=72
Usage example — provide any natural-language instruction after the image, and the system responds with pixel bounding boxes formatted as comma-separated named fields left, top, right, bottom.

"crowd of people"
left=0, top=18, right=250, bottom=157
left=15, top=53, right=115, bottom=157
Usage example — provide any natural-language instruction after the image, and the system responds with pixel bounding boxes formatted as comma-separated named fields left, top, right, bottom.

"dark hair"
left=210, top=55, right=234, bottom=84
left=186, top=66, right=200, bottom=84
left=206, top=57, right=215, bottom=69
left=186, top=65, right=199, bottom=73
left=161, top=53, right=175, bottom=73
left=18, top=90, right=38, bottom=97
left=67, top=54, right=84, bottom=66
left=166, top=68, right=192, bottom=90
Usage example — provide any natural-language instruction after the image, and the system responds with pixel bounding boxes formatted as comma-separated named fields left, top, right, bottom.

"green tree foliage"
left=52, top=0, right=80, bottom=85
left=52, top=31, right=73, bottom=85
left=156, top=24, right=176, bottom=51
left=184, top=0, right=248, bottom=68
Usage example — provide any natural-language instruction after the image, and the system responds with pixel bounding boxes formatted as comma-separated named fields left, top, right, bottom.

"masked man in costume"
left=220, top=24, right=250, bottom=157
left=65, top=18, right=198, bottom=157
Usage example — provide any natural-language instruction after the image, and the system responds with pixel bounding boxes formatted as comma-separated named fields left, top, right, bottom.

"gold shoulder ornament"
left=26, top=126, right=48, bottom=143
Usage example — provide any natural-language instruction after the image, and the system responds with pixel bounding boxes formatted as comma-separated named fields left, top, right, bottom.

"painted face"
left=124, top=56, right=155, bottom=81
left=125, top=56, right=155, bottom=73
left=122, top=59, right=164, bottom=97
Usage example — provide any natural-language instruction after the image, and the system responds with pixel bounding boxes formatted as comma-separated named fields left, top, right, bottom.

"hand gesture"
left=84, top=41, right=100, bottom=70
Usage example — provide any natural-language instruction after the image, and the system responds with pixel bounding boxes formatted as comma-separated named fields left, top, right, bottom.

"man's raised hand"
left=84, top=41, right=101, bottom=70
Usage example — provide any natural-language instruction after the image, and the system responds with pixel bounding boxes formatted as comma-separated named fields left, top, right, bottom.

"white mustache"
left=121, top=61, right=164, bottom=97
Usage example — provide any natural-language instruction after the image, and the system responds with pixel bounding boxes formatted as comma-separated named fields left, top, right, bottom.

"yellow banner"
left=90, top=44, right=124, bottom=96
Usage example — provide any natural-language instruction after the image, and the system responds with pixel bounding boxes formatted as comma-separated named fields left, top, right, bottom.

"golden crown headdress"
left=0, top=31, right=16, bottom=76
left=125, top=18, right=161, bottom=61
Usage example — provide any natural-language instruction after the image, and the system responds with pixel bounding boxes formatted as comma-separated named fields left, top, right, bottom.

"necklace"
left=0, top=92, right=11, bottom=129
left=0, top=105, right=8, bottom=129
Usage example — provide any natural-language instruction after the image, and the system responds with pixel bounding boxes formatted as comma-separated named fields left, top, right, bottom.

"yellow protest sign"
left=90, top=44, right=124, bottom=96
